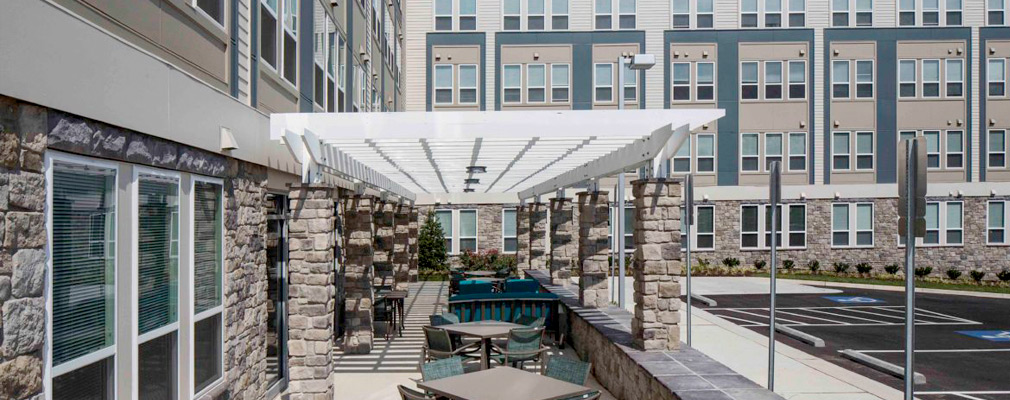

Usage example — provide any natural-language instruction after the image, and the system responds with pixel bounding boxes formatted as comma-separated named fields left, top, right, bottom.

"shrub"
left=722, top=257, right=741, bottom=269
left=782, top=259, right=795, bottom=271
left=459, top=249, right=516, bottom=276
left=697, top=258, right=712, bottom=270
left=945, top=269, right=963, bottom=280
left=884, top=264, right=901, bottom=275
left=914, top=266, right=933, bottom=278
left=833, top=262, right=851, bottom=274
left=753, top=259, right=767, bottom=271
left=998, top=269, right=1010, bottom=282
left=807, top=260, right=821, bottom=273
left=855, top=263, right=873, bottom=274
left=419, top=211, right=449, bottom=275
left=970, top=270, right=986, bottom=282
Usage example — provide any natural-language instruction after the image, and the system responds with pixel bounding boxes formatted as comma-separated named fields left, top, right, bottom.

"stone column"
left=372, top=201, right=395, bottom=289
left=516, top=204, right=531, bottom=270
left=408, top=207, right=419, bottom=283
left=631, top=179, right=683, bottom=351
left=342, top=195, right=375, bottom=354
left=549, top=197, right=575, bottom=285
left=393, top=204, right=411, bottom=291
left=287, top=184, right=337, bottom=399
left=577, top=191, right=610, bottom=308
left=528, top=202, right=549, bottom=270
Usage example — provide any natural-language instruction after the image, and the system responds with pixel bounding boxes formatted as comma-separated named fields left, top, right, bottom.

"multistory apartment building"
left=0, top=0, right=403, bottom=399
left=404, top=0, right=1010, bottom=272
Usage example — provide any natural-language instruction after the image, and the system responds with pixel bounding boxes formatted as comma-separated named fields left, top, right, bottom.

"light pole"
left=615, top=53, right=655, bottom=310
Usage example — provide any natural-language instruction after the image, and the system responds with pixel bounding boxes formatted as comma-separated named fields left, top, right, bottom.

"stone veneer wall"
left=687, top=197, right=1010, bottom=276
left=577, top=191, right=610, bottom=308
left=0, top=96, right=272, bottom=400
left=342, top=196, right=375, bottom=354
left=393, top=205, right=411, bottom=290
left=550, top=198, right=576, bottom=284
left=286, top=185, right=336, bottom=400
left=373, top=202, right=395, bottom=288
left=516, top=204, right=531, bottom=270
left=407, top=207, right=419, bottom=283
left=632, top=179, right=682, bottom=351
left=0, top=97, right=47, bottom=400
left=417, top=204, right=509, bottom=267
left=529, top=202, right=549, bottom=270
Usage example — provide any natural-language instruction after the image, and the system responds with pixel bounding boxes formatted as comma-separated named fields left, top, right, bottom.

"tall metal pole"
left=617, top=56, right=627, bottom=110
left=685, top=174, right=694, bottom=347
left=768, top=161, right=781, bottom=391
left=904, top=141, right=917, bottom=400
left=611, top=185, right=617, bottom=303
left=617, top=173, right=627, bottom=309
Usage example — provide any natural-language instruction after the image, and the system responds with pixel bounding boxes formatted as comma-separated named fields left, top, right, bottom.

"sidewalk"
left=605, top=276, right=905, bottom=400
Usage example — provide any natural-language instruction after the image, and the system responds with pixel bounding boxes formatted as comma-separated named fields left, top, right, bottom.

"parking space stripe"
left=776, top=310, right=852, bottom=325
left=706, top=305, right=981, bottom=328
left=724, top=309, right=808, bottom=325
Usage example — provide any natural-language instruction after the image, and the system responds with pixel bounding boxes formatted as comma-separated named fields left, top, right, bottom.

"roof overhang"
left=270, top=109, right=724, bottom=202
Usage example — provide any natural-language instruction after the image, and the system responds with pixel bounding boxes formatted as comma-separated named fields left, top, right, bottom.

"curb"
left=776, top=325, right=825, bottom=347
left=840, top=349, right=927, bottom=385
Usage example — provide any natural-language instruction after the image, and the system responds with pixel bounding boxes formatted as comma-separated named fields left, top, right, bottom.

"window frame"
left=833, top=0, right=874, bottom=26
left=551, top=63, right=571, bottom=103
left=741, top=61, right=759, bottom=100
left=740, top=0, right=805, bottom=27
left=504, top=0, right=522, bottom=30
left=697, top=62, right=716, bottom=101
left=921, top=59, right=941, bottom=98
left=190, top=175, right=226, bottom=399
left=832, top=59, right=851, bottom=99
left=552, top=0, right=570, bottom=29
left=855, top=59, right=875, bottom=98
left=193, top=0, right=227, bottom=29
left=527, top=63, right=548, bottom=104
left=988, top=200, right=1009, bottom=245
left=434, top=0, right=454, bottom=30
left=764, top=61, right=784, bottom=100
left=458, top=209, right=479, bottom=253
left=945, top=130, right=964, bottom=169
left=619, top=0, right=637, bottom=29
left=739, top=203, right=807, bottom=250
left=741, top=132, right=761, bottom=172
left=900, top=0, right=962, bottom=26
left=832, top=131, right=852, bottom=171
left=899, top=59, right=917, bottom=98
left=595, top=0, right=614, bottom=29
left=681, top=204, right=716, bottom=251
left=697, top=133, right=717, bottom=173
left=989, top=58, right=1007, bottom=97
left=945, top=58, right=964, bottom=98
left=458, top=64, right=479, bottom=105
left=502, top=208, right=519, bottom=252
left=788, top=131, right=807, bottom=172
left=855, top=131, right=875, bottom=170
left=831, top=202, right=875, bottom=248
left=280, top=0, right=299, bottom=86
left=503, top=64, right=523, bottom=104
left=435, top=210, right=454, bottom=252
left=990, top=0, right=1007, bottom=25
left=989, top=129, right=1007, bottom=169
left=459, top=0, right=477, bottom=30
left=528, top=0, right=547, bottom=30
left=433, top=64, right=454, bottom=105
left=594, top=63, right=615, bottom=103
left=788, top=60, right=807, bottom=99
left=672, top=62, right=692, bottom=102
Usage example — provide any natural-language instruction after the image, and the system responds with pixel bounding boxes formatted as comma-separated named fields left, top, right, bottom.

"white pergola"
left=270, top=109, right=725, bottom=202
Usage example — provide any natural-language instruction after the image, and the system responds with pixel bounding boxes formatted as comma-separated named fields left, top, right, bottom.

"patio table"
left=417, top=366, right=593, bottom=400
left=464, top=271, right=497, bottom=277
left=440, top=321, right=524, bottom=370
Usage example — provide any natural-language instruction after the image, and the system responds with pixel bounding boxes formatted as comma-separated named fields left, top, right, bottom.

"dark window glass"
left=833, top=84, right=849, bottom=98
left=990, top=11, right=1004, bottom=25
left=698, top=14, right=714, bottom=27
left=833, top=12, right=849, bottom=26
left=435, top=16, right=452, bottom=30
left=283, top=33, right=297, bottom=84
left=789, top=13, right=804, bottom=26
left=596, top=15, right=612, bottom=29
left=261, top=10, right=278, bottom=67
left=620, top=15, right=636, bottom=28
left=54, top=357, right=114, bottom=400
left=460, top=16, right=477, bottom=30
left=504, top=16, right=521, bottom=30
left=553, top=16, right=569, bottom=29
left=197, top=0, right=224, bottom=24
left=742, top=14, right=758, bottom=27
left=314, top=66, right=324, bottom=106
left=194, top=314, right=222, bottom=393
left=947, top=11, right=961, bottom=25
left=673, top=14, right=690, bottom=28
left=139, top=332, right=178, bottom=400
left=856, top=12, right=872, bottom=25
left=765, top=14, right=782, bottom=26
left=528, top=16, right=545, bottom=29
left=899, top=12, right=915, bottom=25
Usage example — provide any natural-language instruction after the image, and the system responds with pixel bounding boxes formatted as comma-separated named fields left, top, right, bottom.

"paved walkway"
left=332, top=281, right=615, bottom=400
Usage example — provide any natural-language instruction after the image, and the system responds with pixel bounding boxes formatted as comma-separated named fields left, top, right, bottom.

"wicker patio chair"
left=515, top=314, right=546, bottom=328
left=428, top=312, right=460, bottom=326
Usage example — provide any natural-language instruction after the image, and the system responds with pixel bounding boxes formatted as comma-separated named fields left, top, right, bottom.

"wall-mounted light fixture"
left=220, top=126, right=238, bottom=151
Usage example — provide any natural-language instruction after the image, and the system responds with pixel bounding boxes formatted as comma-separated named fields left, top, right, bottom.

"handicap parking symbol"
left=957, top=330, right=1010, bottom=342
left=823, top=296, right=885, bottom=304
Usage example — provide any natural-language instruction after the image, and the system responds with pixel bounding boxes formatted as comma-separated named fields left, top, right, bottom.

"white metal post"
left=684, top=174, right=694, bottom=347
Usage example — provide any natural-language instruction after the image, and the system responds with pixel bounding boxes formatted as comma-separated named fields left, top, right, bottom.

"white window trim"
left=433, top=64, right=454, bottom=105
left=595, top=0, right=614, bottom=29
left=672, top=62, right=692, bottom=102
left=788, top=60, right=807, bottom=100
left=946, top=130, right=965, bottom=169
left=787, top=131, right=807, bottom=172
left=697, top=133, right=716, bottom=173
left=833, top=59, right=851, bottom=99
left=551, top=63, right=571, bottom=103
left=132, top=166, right=183, bottom=400
left=855, top=59, right=875, bottom=99
left=989, top=58, right=1006, bottom=97
left=740, top=0, right=805, bottom=28
left=922, top=59, right=941, bottom=98
left=608, top=206, right=636, bottom=251
left=673, top=135, right=693, bottom=173
left=855, top=131, right=875, bottom=171
left=764, top=61, right=784, bottom=100
left=832, top=0, right=874, bottom=27
left=594, top=63, right=615, bottom=103
left=459, top=0, right=477, bottom=30
left=458, top=64, right=479, bottom=105
left=741, top=132, right=761, bottom=172
left=988, top=201, right=1009, bottom=245
left=682, top=204, right=716, bottom=251
left=434, top=210, right=454, bottom=253
left=433, top=0, right=453, bottom=30
left=765, top=132, right=784, bottom=168
left=945, top=58, right=964, bottom=98
left=988, top=0, right=1008, bottom=25
left=618, top=0, right=637, bottom=29
left=503, top=0, right=522, bottom=30
left=528, top=0, right=546, bottom=29
left=899, top=0, right=962, bottom=26
left=990, top=129, right=1007, bottom=169
left=260, top=0, right=280, bottom=72
left=45, top=151, right=121, bottom=399
left=502, top=208, right=518, bottom=252
left=898, top=59, right=917, bottom=98
left=551, top=0, right=570, bottom=29
left=527, top=64, right=548, bottom=104
left=831, top=202, right=875, bottom=248
left=832, top=131, right=852, bottom=171
left=927, top=201, right=964, bottom=246
left=192, top=0, right=227, bottom=30
left=457, top=209, right=479, bottom=253
left=741, top=61, right=759, bottom=100
left=190, top=175, right=225, bottom=399
left=503, top=64, right=524, bottom=104
left=697, top=62, right=716, bottom=101
left=739, top=203, right=807, bottom=250
left=280, top=0, right=299, bottom=86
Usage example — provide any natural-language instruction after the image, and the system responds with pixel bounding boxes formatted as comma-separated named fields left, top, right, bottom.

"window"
left=527, top=64, right=547, bottom=103
left=623, top=62, right=638, bottom=102
left=619, top=0, right=637, bottom=28
left=673, top=135, right=692, bottom=172
left=528, top=0, right=546, bottom=29
left=833, top=131, right=851, bottom=170
left=988, top=201, right=1008, bottom=244
left=832, top=60, right=850, bottom=98
left=609, top=206, right=635, bottom=251
left=192, top=179, right=224, bottom=396
left=504, top=0, right=521, bottom=30
left=435, top=0, right=453, bottom=30
left=788, top=60, right=806, bottom=99
left=899, top=59, right=917, bottom=97
left=989, top=59, right=1006, bottom=96
left=50, top=157, right=117, bottom=400
left=595, top=0, right=613, bottom=29
left=681, top=205, right=715, bottom=250
left=741, top=62, right=759, bottom=99
left=765, top=61, right=783, bottom=99
left=503, top=64, right=522, bottom=104
left=946, top=59, right=964, bottom=97
left=459, top=210, right=478, bottom=252
left=265, top=194, right=288, bottom=387
left=924, top=0, right=940, bottom=25
left=741, top=133, right=760, bottom=171
left=435, top=210, right=453, bottom=250
left=503, top=209, right=518, bottom=252
left=765, top=0, right=781, bottom=27
left=698, top=134, right=716, bottom=172
left=740, top=204, right=806, bottom=249
left=788, top=0, right=805, bottom=26
left=282, top=0, right=298, bottom=84
left=991, top=0, right=1007, bottom=25
left=741, top=0, right=803, bottom=27
left=337, top=35, right=346, bottom=111
left=922, top=59, right=940, bottom=97
left=946, top=130, right=963, bottom=168
left=742, top=0, right=759, bottom=26
left=832, top=0, right=849, bottom=26
left=672, top=62, right=691, bottom=101
left=434, top=64, right=453, bottom=104
left=900, top=0, right=915, bottom=26
left=788, top=132, right=807, bottom=171
left=673, top=0, right=690, bottom=28
left=552, top=64, right=570, bottom=102
left=765, top=133, right=783, bottom=168
left=458, top=64, right=478, bottom=104
left=900, top=0, right=960, bottom=25
left=856, top=131, right=874, bottom=170
left=832, top=203, right=874, bottom=247
left=553, top=0, right=570, bottom=29
left=196, top=0, right=225, bottom=25
left=990, top=130, right=1007, bottom=168
left=922, top=201, right=963, bottom=245
left=136, top=170, right=181, bottom=400
left=925, top=130, right=941, bottom=168
left=856, top=60, right=874, bottom=98
left=261, top=0, right=279, bottom=68
left=595, top=63, right=614, bottom=102
left=698, top=62, right=715, bottom=100
left=460, top=0, right=477, bottom=30
left=698, top=0, right=715, bottom=27
left=947, top=0, right=962, bottom=25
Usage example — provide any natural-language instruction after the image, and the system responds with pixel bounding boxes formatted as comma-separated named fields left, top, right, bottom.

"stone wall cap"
left=576, top=190, right=610, bottom=197
left=631, top=177, right=685, bottom=185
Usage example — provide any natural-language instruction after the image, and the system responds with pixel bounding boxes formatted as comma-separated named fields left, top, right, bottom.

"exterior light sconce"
left=703, top=194, right=710, bottom=201
left=799, top=49, right=805, bottom=56
left=957, top=190, right=964, bottom=198
left=466, top=166, right=487, bottom=173
left=833, top=49, right=840, bottom=56
left=834, top=192, right=841, bottom=199
left=991, top=118, right=997, bottom=126
left=464, top=178, right=480, bottom=184
left=702, top=124, right=709, bottom=130
left=834, top=120, right=840, bottom=128
left=220, top=126, right=238, bottom=151
left=956, top=119, right=963, bottom=126
left=947, top=120, right=952, bottom=126
left=957, top=48, right=963, bottom=55
left=435, top=54, right=441, bottom=61
left=673, top=51, right=681, bottom=58
left=684, top=52, right=690, bottom=58
left=533, top=52, right=540, bottom=60
left=800, top=192, right=807, bottom=200
left=799, top=121, right=806, bottom=128
left=702, top=51, right=709, bottom=58
left=991, top=47, right=997, bottom=55
left=992, top=189, right=998, bottom=197
left=463, top=188, right=475, bottom=193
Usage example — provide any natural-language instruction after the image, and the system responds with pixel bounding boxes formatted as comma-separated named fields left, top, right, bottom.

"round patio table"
left=464, top=271, right=497, bottom=277
left=417, top=366, right=593, bottom=400
left=439, top=320, right=524, bottom=370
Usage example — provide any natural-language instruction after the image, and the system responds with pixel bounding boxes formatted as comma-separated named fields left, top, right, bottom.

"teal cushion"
left=504, top=279, right=541, bottom=293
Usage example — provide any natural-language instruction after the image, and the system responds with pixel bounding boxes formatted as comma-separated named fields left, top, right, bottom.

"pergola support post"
left=516, top=203, right=531, bottom=270
left=549, top=197, right=575, bottom=285
left=577, top=191, right=610, bottom=308
left=372, top=201, right=395, bottom=289
left=529, top=202, right=549, bottom=270
left=631, top=178, right=683, bottom=351
left=408, top=206, right=419, bottom=283
left=342, top=195, right=375, bottom=354
left=287, top=184, right=337, bottom=398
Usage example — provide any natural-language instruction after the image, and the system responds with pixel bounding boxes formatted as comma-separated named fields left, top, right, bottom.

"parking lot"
left=695, top=287, right=1010, bottom=400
